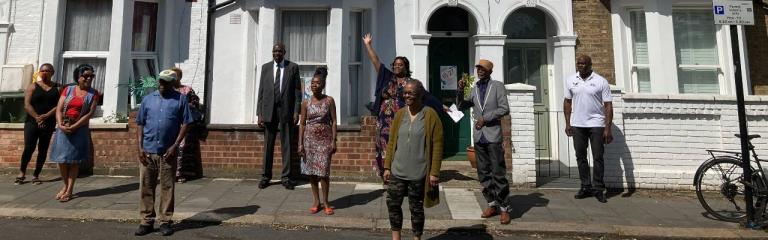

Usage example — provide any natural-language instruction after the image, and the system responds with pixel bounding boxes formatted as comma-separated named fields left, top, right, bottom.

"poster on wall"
left=440, top=66, right=457, bottom=90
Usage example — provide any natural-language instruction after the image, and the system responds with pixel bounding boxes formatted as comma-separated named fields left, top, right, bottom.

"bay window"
left=60, top=0, right=112, bottom=93
left=280, top=10, right=328, bottom=100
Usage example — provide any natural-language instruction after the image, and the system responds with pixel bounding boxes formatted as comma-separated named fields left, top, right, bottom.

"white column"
left=551, top=35, right=576, bottom=109
left=327, top=6, right=344, bottom=123
left=507, top=83, right=537, bottom=186
left=552, top=35, right=576, bottom=172
left=472, top=34, right=506, bottom=81
left=103, top=0, right=132, bottom=117
left=253, top=6, right=275, bottom=124
left=39, top=0, right=63, bottom=75
left=411, top=33, right=430, bottom=90
left=646, top=0, right=678, bottom=94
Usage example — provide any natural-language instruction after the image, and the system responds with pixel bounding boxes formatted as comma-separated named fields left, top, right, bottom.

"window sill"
left=623, top=93, right=767, bottom=102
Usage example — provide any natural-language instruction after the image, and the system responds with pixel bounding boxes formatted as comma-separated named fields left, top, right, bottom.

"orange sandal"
left=309, top=206, right=321, bottom=214
left=324, top=206, right=334, bottom=215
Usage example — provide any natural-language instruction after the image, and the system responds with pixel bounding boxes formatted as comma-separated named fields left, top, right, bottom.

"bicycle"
left=693, top=134, right=768, bottom=225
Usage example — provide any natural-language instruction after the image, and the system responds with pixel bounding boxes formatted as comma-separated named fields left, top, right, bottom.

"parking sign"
left=712, top=0, right=755, bottom=25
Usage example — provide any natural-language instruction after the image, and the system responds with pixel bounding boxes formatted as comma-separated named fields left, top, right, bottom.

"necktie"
left=274, top=64, right=282, bottom=101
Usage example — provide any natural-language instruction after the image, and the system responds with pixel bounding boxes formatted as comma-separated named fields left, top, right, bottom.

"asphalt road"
left=0, top=217, right=594, bottom=240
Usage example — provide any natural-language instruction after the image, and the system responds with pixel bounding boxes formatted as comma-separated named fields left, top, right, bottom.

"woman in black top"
left=15, top=63, right=60, bottom=185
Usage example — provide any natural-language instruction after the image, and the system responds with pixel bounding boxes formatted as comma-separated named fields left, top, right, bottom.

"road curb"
left=0, top=207, right=765, bottom=239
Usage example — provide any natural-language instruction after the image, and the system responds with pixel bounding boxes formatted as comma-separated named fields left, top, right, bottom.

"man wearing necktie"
left=257, top=43, right=302, bottom=190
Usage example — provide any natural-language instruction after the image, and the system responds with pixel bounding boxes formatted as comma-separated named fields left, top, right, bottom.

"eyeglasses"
left=81, top=74, right=95, bottom=80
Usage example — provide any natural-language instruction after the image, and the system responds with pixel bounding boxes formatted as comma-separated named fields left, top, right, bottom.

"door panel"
left=506, top=44, right=550, bottom=162
left=428, top=37, right=471, bottom=159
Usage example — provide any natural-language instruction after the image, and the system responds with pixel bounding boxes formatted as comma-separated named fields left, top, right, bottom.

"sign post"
left=713, top=0, right=756, bottom=228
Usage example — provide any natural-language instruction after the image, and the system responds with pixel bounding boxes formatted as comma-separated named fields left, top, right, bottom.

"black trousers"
left=20, top=121, right=54, bottom=177
left=262, top=107, right=293, bottom=181
left=475, top=142, right=510, bottom=209
left=573, top=127, right=606, bottom=191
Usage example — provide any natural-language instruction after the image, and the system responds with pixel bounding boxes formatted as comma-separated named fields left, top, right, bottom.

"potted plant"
left=120, top=75, right=159, bottom=109
left=460, top=73, right=477, bottom=168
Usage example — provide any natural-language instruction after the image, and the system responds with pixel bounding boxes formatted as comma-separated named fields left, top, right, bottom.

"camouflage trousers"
left=386, top=176, right=425, bottom=237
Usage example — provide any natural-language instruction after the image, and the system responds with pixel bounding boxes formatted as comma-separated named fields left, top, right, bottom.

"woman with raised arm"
left=363, top=33, right=442, bottom=179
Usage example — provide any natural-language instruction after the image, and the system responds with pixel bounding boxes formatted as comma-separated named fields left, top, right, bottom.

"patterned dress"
left=175, top=85, right=203, bottom=179
left=301, top=97, right=334, bottom=177
left=375, top=79, right=406, bottom=177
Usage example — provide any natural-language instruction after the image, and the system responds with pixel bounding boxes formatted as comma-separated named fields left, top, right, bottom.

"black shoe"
left=595, top=190, right=607, bottom=203
left=282, top=180, right=295, bottom=190
left=134, top=224, right=153, bottom=236
left=159, top=223, right=174, bottom=236
left=574, top=188, right=592, bottom=199
left=258, top=179, right=270, bottom=189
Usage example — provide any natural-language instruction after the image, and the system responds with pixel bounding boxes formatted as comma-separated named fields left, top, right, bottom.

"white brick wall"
left=175, top=0, right=208, bottom=98
left=508, top=89, right=768, bottom=190
left=506, top=83, right=537, bottom=187
left=5, top=0, right=42, bottom=66
left=615, top=94, right=768, bottom=190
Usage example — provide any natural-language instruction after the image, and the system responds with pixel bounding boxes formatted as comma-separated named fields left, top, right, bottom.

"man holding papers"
left=454, top=59, right=511, bottom=224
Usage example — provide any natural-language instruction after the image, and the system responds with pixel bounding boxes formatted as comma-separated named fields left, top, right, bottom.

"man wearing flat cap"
left=456, top=59, right=512, bottom=224
left=134, top=69, right=194, bottom=236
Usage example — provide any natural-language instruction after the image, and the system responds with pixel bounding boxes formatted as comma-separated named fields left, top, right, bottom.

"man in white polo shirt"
left=563, top=55, right=613, bottom=203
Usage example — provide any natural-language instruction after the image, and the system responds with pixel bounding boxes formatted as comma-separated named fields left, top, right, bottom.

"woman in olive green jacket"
left=383, top=80, right=443, bottom=240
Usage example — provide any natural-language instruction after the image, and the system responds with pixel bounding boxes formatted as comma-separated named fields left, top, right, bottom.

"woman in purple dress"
left=298, top=67, right=337, bottom=215
left=362, top=33, right=443, bottom=179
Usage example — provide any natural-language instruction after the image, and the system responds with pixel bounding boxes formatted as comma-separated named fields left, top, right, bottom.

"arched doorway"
left=427, top=7, right=477, bottom=160
left=503, top=8, right=560, bottom=184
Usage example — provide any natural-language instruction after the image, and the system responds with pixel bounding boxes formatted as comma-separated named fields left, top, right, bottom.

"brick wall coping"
left=623, top=93, right=768, bottom=102
left=206, top=124, right=362, bottom=132
left=505, top=83, right=536, bottom=91
left=0, top=123, right=127, bottom=129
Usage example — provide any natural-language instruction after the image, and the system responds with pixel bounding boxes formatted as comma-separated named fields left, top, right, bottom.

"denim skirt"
left=49, top=126, right=90, bottom=164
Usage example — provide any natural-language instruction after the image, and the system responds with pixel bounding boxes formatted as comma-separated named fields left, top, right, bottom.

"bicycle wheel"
left=694, top=157, right=752, bottom=222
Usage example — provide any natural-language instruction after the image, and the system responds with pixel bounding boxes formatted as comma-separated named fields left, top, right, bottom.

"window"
left=280, top=10, right=328, bottom=100
left=131, top=1, right=159, bottom=106
left=629, top=10, right=650, bottom=93
left=60, top=0, right=112, bottom=93
left=673, top=9, right=720, bottom=94
left=348, top=11, right=365, bottom=117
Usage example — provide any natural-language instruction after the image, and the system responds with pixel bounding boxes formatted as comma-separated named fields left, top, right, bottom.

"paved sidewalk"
left=0, top=174, right=766, bottom=239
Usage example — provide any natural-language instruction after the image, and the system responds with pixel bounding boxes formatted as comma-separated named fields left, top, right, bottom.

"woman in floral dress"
left=363, top=33, right=443, bottom=178
left=298, top=67, right=337, bottom=215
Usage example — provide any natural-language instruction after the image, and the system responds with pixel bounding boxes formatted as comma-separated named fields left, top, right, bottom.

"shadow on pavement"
left=76, top=183, right=139, bottom=198
left=175, top=205, right=261, bottom=232
left=330, top=189, right=385, bottom=210
left=508, top=192, right=549, bottom=219
left=440, top=170, right=476, bottom=182
left=428, top=224, right=494, bottom=240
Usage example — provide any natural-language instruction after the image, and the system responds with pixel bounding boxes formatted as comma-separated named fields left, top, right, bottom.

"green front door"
left=505, top=44, right=551, bottom=162
left=428, top=37, right=471, bottom=159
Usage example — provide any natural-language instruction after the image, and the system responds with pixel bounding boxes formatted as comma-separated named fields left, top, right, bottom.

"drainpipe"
left=203, top=0, right=236, bottom=124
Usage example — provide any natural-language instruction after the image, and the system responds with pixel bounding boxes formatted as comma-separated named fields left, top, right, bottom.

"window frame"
left=617, top=1, right=733, bottom=95
left=671, top=6, right=726, bottom=94
left=277, top=9, right=330, bottom=101
left=625, top=9, right=650, bottom=93
left=130, top=0, right=160, bottom=108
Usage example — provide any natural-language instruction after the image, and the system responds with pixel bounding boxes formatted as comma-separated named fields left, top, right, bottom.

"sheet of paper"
left=447, top=104, right=464, bottom=123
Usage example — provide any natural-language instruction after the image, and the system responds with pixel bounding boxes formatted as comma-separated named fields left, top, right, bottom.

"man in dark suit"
left=257, top=43, right=301, bottom=190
